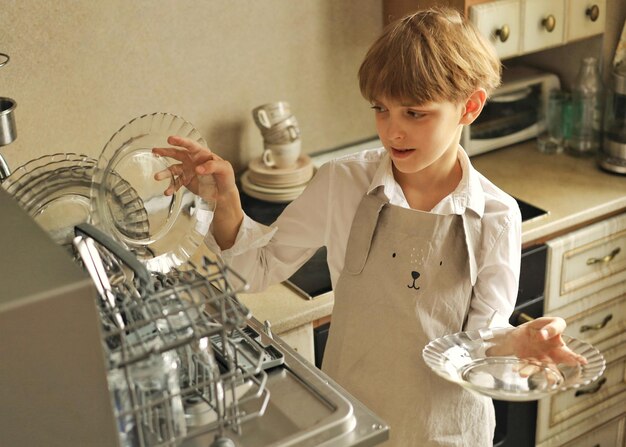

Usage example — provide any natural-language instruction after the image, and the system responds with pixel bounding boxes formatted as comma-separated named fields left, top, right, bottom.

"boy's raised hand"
left=152, top=135, right=238, bottom=203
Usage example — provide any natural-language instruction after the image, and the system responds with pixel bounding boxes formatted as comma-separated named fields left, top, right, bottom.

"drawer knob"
left=542, top=15, right=556, bottom=33
left=586, top=247, right=621, bottom=265
left=580, top=314, right=613, bottom=333
left=574, top=377, right=606, bottom=397
left=495, top=24, right=510, bottom=43
left=586, top=5, right=600, bottom=22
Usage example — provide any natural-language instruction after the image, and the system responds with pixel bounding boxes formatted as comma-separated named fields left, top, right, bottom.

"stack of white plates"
left=241, top=155, right=315, bottom=203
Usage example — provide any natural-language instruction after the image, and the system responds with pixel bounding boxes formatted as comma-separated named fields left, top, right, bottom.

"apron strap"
left=462, top=212, right=481, bottom=286
left=343, top=194, right=387, bottom=275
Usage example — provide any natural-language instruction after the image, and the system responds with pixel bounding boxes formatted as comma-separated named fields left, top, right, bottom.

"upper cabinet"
left=383, top=0, right=606, bottom=60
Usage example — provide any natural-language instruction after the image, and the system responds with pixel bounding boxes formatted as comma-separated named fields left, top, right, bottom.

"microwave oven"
left=462, top=66, right=560, bottom=157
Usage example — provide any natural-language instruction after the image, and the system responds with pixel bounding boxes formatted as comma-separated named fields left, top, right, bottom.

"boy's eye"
left=406, top=109, right=425, bottom=119
left=371, top=105, right=387, bottom=113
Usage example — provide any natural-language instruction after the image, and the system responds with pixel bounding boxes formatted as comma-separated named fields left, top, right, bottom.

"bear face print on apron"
left=322, top=193, right=495, bottom=447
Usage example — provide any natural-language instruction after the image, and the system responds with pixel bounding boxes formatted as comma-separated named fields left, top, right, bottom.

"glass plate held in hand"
left=91, top=112, right=217, bottom=273
left=422, top=327, right=606, bottom=401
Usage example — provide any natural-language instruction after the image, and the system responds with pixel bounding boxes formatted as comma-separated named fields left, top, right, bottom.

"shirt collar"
left=366, top=146, right=485, bottom=218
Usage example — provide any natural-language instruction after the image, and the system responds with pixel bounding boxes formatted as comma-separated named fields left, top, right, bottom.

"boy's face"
left=371, top=97, right=466, bottom=178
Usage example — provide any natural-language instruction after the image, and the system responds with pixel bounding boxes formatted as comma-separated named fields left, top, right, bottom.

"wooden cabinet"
left=277, top=323, right=316, bottom=364
left=521, top=0, right=566, bottom=53
left=470, top=0, right=523, bottom=59
left=383, top=0, right=606, bottom=59
left=537, top=213, right=626, bottom=446
left=562, top=416, right=625, bottom=447
left=566, top=0, right=607, bottom=42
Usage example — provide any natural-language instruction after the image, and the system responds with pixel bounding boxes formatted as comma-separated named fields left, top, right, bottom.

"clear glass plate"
left=91, top=113, right=217, bottom=273
left=3, top=153, right=148, bottom=246
left=422, top=327, right=606, bottom=401
left=3, top=153, right=92, bottom=198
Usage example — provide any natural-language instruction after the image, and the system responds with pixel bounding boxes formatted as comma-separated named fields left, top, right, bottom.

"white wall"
left=1, top=1, right=382, bottom=172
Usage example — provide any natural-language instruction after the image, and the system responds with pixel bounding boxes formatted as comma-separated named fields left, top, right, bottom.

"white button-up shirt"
left=205, top=147, right=522, bottom=330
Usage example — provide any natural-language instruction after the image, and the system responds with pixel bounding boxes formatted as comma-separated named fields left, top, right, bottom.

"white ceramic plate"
left=240, top=170, right=308, bottom=195
left=91, top=113, right=217, bottom=273
left=422, top=327, right=606, bottom=401
left=247, top=154, right=314, bottom=187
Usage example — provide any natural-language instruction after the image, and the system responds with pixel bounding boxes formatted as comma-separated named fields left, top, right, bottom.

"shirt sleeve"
left=464, top=209, right=522, bottom=330
left=203, top=162, right=332, bottom=292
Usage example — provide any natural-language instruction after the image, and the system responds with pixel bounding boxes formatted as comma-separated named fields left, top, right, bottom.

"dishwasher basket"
left=73, top=223, right=270, bottom=447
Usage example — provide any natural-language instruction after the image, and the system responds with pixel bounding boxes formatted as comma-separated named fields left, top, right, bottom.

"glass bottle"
left=567, top=57, right=604, bottom=156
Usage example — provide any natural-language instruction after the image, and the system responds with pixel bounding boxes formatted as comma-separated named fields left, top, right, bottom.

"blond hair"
left=358, top=7, right=501, bottom=105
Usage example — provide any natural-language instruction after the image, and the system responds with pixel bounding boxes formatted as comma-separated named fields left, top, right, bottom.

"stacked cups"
left=252, top=101, right=301, bottom=169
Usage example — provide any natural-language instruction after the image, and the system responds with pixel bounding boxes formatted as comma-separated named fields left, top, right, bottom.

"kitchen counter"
left=236, top=140, right=626, bottom=335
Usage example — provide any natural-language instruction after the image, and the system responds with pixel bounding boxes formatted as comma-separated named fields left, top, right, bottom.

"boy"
left=153, top=7, right=583, bottom=446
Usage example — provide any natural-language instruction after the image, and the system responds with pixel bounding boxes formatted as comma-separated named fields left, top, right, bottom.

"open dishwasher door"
left=183, top=316, right=389, bottom=447
left=0, top=186, right=388, bottom=447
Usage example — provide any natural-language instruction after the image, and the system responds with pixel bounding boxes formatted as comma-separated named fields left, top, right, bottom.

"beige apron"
left=322, top=194, right=495, bottom=446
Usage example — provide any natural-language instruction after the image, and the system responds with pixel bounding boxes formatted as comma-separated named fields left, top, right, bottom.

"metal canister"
left=600, top=62, right=626, bottom=173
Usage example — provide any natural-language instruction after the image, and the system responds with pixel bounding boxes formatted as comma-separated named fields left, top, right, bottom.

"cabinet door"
left=536, top=341, right=626, bottom=445
left=469, top=0, right=521, bottom=59
left=566, top=0, right=606, bottom=42
left=522, top=0, right=566, bottom=53
left=563, top=416, right=625, bottom=447
left=545, top=213, right=626, bottom=313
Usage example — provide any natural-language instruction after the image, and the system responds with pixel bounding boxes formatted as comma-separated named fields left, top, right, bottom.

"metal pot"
left=0, top=97, right=17, bottom=146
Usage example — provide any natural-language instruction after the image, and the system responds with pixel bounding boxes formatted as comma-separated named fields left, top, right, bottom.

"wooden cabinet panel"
left=278, top=323, right=315, bottom=365
left=566, top=0, right=606, bottom=42
left=469, top=0, right=522, bottom=59
left=562, top=293, right=626, bottom=349
left=522, top=0, right=566, bottom=53
left=545, top=213, right=626, bottom=313
left=536, top=342, right=626, bottom=444
left=563, top=416, right=625, bottom=447
left=384, top=0, right=606, bottom=60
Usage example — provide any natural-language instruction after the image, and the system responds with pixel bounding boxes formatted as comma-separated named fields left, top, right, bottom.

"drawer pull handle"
left=586, top=247, right=621, bottom=265
left=580, top=314, right=613, bottom=333
left=495, top=25, right=510, bottom=43
left=542, top=15, right=556, bottom=32
left=586, top=5, right=600, bottom=22
left=574, top=377, right=606, bottom=397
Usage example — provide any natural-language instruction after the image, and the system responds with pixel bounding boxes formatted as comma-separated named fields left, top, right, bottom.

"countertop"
left=235, top=140, right=626, bottom=334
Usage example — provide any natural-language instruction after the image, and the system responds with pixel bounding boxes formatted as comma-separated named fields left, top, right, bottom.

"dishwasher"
left=0, top=188, right=388, bottom=447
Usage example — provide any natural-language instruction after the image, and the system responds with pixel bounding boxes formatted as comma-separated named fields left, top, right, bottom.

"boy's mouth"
left=390, top=147, right=415, bottom=158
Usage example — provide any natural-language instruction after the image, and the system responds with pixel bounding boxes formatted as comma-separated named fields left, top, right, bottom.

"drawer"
left=563, top=416, right=624, bottom=447
left=565, top=0, right=606, bottom=42
left=469, top=0, right=521, bottom=59
left=522, top=0, right=565, bottom=53
left=536, top=341, right=626, bottom=443
left=545, top=213, right=626, bottom=312
left=563, top=292, right=626, bottom=349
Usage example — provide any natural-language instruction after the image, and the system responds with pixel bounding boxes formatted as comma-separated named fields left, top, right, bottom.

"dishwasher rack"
left=72, top=224, right=271, bottom=447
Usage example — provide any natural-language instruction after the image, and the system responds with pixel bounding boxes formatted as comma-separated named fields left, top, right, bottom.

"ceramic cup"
left=262, top=140, right=301, bottom=169
left=261, top=115, right=300, bottom=144
left=252, top=101, right=291, bottom=130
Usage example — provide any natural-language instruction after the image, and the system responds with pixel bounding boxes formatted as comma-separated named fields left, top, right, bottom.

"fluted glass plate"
left=2, top=153, right=148, bottom=246
left=422, top=327, right=606, bottom=401
left=91, top=113, right=217, bottom=273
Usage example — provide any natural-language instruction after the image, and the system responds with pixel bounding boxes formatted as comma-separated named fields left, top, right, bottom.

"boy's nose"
left=385, top=118, right=405, bottom=141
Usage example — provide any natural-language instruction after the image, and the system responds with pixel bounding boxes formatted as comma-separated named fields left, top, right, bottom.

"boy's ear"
left=460, top=88, right=487, bottom=125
